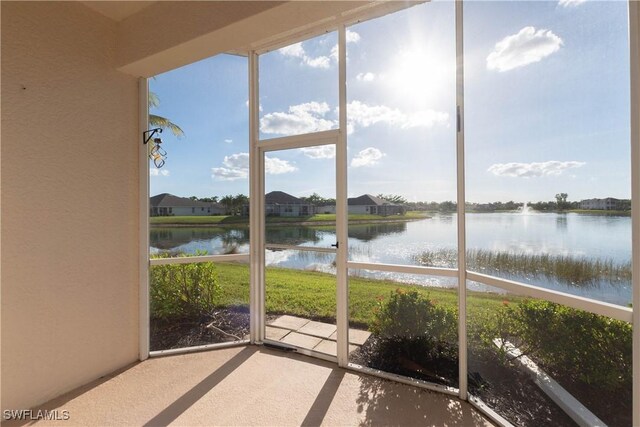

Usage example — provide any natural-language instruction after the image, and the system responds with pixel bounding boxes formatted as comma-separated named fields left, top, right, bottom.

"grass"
left=566, top=209, right=631, bottom=216
left=150, top=212, right=426, bottom=226
left=415, top=248, right=631, bottom=286
left=208, top=262, right=516, bottom=327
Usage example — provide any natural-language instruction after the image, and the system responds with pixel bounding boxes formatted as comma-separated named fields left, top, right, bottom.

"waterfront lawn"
left=214, top=262, right=514, bottom=327
left=150, top=211, right=426, bottom=225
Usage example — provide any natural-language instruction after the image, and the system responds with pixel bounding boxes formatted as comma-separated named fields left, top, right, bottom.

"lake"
left=150, top=212, right=632, bottom=306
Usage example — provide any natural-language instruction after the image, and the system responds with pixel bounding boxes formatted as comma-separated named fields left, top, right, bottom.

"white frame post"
left=336, top=24, right=349, bottom=367
left=455, top=0, right=468, bottom=400
left=629, top=1, right=639, bottom=425
left=249, top=51, right=265, bottom=344
left=139, top=77, right=150, bottom=361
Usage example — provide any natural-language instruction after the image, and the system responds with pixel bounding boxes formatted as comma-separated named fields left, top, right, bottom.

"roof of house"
left=265, top=191, right=306, bottom=205
left=348, top=194, right=395, bottom=206
left=150, top=193, right=223, bottom=209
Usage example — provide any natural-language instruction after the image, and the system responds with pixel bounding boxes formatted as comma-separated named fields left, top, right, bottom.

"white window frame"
left=140, top=1, right=640, bottom=425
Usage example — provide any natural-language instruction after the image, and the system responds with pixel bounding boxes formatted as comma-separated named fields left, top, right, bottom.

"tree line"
left=188, top=192, right=631, bottom=215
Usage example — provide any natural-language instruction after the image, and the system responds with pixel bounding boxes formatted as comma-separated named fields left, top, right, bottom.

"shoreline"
left=150, top=217, right=427, bottom=228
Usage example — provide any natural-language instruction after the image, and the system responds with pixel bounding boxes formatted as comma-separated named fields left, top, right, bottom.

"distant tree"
left=301, top=193, right=325, bottom=206
left=376, top=194, right=408, bottom=204
left=232, top=194, right=249, bottom=215
left=439, top=201, right=457, bottom=212
left=555, top=193, right=569, bottom=211
left=220, top=195, right=235, bottom=215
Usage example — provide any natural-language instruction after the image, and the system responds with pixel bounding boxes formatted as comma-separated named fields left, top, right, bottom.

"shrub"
left=150, top=251, right=220, bottom=319
left=371, top=289, right=457, bottom=357
left=511, top=300, right=631, bottom=390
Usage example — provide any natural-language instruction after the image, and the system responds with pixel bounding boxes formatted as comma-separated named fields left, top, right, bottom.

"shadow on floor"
left=355, top=374, right=490, bottom=426
left=143, top=347, right=255, bottom=426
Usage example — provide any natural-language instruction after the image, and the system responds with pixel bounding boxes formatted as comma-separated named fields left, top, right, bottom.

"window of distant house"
left=192, top=207, right=195, bottom=213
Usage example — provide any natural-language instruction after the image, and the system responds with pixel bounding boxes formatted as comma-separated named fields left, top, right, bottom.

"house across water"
left=579, top=197, right=625, bottom=210
left=150, top=193, right=225, bottom=216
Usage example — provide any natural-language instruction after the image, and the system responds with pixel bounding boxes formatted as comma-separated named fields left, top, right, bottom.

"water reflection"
left=265, top=225, right=322, bottom=245
left=556, top=215, right=568, bottom=232
left=150, top=213, right=632, bottom=305
left=150, top=227, right=250, bottom=254
left=348, top=222, right=407, bottom=242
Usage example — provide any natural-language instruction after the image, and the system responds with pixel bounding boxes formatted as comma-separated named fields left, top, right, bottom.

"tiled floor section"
left=266, top=315, right=369, bottom=355
left=4, top=346, right=493, bottom=426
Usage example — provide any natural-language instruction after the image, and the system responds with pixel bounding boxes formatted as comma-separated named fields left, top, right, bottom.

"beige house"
left=579, top=197, right=623, bottom=210
left=150, top=193, right=225, bottom=216
left=319, top=194, right=406, bottom=216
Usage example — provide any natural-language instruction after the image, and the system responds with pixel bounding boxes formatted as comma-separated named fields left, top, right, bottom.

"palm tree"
left=220, top=195, right=235, bottom=215
left=148, top=91, right=184, bottom=137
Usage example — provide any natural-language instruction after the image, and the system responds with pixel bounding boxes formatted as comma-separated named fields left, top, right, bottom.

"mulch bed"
left=351, top=338, right=576, bottom=427
left=150, top=306, right=250, bottom=351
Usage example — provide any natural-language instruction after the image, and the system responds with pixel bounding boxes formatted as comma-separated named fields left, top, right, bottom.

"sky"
left=149, top=0, right=630, bottom=203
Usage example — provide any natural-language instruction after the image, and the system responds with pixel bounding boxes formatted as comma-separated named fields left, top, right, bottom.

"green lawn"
left=565, top=209, right=631, bottom=216
left=212, top=262, right=517, bottom=328
left=150, top=211, right=427, bottom=225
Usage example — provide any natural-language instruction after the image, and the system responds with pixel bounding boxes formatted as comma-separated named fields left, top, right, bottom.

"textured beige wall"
left=1, top=1, right=139, bottom=411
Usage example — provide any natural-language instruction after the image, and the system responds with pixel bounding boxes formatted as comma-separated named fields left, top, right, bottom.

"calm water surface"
left=150, top=212, right=632, bottom=305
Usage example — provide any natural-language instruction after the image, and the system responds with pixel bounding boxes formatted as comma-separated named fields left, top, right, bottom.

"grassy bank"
left=150, top=211, right=427, bottom=226
left=208, top=262, right=515, bottom=326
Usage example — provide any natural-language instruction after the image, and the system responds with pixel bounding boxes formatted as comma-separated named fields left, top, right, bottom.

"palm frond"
left=149, top=114, right=185, bottom=138
left=148, top=92, right=160, bottom=109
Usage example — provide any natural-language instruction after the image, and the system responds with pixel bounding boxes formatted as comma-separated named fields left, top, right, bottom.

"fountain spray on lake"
left=519, top=201, right=534, bottom=215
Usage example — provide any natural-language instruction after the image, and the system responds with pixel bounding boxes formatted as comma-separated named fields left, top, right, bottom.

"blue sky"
left=150, top=0, right=630, bottom=203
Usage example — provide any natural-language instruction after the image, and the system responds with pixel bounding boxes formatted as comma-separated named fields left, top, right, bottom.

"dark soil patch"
left=352, top=337, right=576, bottom=427
left=150, top=306, right=250, bottom=351
left=536, top=360, right=631, bottom=427
left=351, top=335, right=459, bottom=387
left=468, top=348, right=575, bottom=427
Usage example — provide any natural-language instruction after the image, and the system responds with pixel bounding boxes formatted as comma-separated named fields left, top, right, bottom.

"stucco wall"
left=1, top=1, right=139, bottom=411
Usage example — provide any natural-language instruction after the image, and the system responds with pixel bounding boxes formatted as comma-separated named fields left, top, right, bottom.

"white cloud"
left=279, top=42, right=305, bottom=58
left=558, top=0, right=587, bottom=7
left=487, top=161, right=586, bottom=178
left=211, top=153, right=249, bottom=180
left=212, top=152, right=296, bottom=181
left=150, top=169, right=170, bottom=177
left=261, top=100, right=448, bottom=137
left=224, top=139, right=233, bottom=144
left=487, top=26, right=563, bottom=72
left=356, top=72, right=376, bottom=82
left=351, top=147, right=385, bottom=168
left=346, top=101, right=449, bottom=132
left=300, top=145, right=336, bottom=159
left=346, top=30, right=361, bottom=43
left=265, top=156, right=298, bottom=174
left=260, top=102, right=336, bottom=135
left=279, top=42, right=331, bottom=69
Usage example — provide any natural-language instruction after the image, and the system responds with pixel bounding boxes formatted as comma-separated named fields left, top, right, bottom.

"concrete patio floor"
left=4, top=346, right=494, bottom=426
left=266, top=315, right=371, bottom=355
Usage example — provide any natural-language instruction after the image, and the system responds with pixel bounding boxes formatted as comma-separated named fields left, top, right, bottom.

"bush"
left=511, top=300, right=631, bottom=390
left=371, top=289, right=457, bottom=356
left=150, top=251, right=220, bottom=319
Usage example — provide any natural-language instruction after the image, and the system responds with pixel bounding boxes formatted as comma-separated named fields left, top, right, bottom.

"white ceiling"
left=81, top=1, right=155, bottom=22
